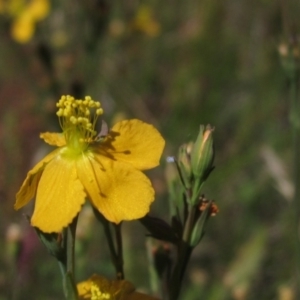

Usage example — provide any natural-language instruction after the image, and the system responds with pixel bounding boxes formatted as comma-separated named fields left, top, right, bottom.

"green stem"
left=93, top=208, right=124, bottom=279
left=293, top=127, right=300, bottom=297
left=168, top=241, right=193, bottom=300
left=114, top=224, right=124, bottom=279
left=168, top=179, right=204, bottom=300
left=190, top=180, right=204, bottom=205
left=67, top=216, right=78, bottom=276
left=168, top=205, right=196, bottom=300
left=289, top=56, right=300, bottom=295
left=60, top=217, right=79, bottom=300
left=183, top=205, right=197, bottom=243
left=279, top=2, right=300, bottom=292
left=102, top=220, right=119, bottom=267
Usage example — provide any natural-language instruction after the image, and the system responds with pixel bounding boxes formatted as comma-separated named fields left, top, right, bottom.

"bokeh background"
left=0, top=0, right=299, bottom=299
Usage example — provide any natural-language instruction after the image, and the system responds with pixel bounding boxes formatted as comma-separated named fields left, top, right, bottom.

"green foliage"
left=0, top=0, right=298, bottom=299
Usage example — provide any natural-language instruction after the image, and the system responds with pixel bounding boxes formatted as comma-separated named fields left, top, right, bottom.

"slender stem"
left=59, top=217, right=79, bottom=300
left=279, top=0, right=300, bottom=294
left=168, top=179, right=203, bottom=300
left=289, top=55, right=300, bottom=296
left=293, top=125, right=300, bottom=297
left=114, top=223, right=124, bottom=279
left=60, top=228, right=69, bottom=297
left=168, top=204, right=196, bottom=300
left=67, top=216, right=78, bottom=276
left=102, top=222, right=125, bottom=278
left=93, top=208, right=125, bottom=279
left=168, top=241, right=193, bottom=300
left=183, top=205, right=197, bottom=243
left=103, top=220, right=119, bottom=264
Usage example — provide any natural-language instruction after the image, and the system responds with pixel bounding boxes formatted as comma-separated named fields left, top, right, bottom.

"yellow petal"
left=6, top=0, right=23, bottom=16
left=0, top=2, right=5, bottom=13
left=27, top=0, right=50, bottom=21
left=77, top=274, right=160, bottom=300
left=11, top=13, right=34, bottom=43
left=76, top=153, right=154, bottom=223
left=31, top=155, right=86, bottom=232
left=15, top=148, right=60, bottom=210
left=99, top=119, right=165, bottom=170
left=40, top=132, right=66, bottom=147
left=77, top=274, right=135, bottom=299
left=77, top=280, right=92, bottom=298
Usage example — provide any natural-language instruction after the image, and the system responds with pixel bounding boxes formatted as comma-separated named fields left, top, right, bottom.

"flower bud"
left=177, top=142, right=193, bottom=188
left=189, top=197, right=218, bottom=247
left=191, top=125, right=215, bottom=182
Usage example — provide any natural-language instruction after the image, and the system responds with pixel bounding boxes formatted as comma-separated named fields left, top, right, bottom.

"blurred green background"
left=0, top=0, right=299, bottom=299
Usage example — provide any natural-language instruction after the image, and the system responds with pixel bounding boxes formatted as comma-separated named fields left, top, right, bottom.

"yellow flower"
left=0, top=0, right=50, bottom=43
left=77, top=274, right=160, bottom=300
left=131, top=5, right=160, bottom=37
left=15, top=95, right=165, bottom=233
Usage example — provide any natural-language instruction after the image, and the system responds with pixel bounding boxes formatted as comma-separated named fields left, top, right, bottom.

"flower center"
left=90, top=282, right=111, bottom=300
left=56, top=95, right=103, bottom=154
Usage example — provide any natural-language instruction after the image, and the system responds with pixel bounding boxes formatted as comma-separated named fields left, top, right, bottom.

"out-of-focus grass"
left=0, top=0, right=298, bottom=299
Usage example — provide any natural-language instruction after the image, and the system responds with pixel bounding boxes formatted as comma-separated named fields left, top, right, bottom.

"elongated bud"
left=189, top=196, right=219, bottom=247
left=177, top=142, right=193, bottom=188
left=191, top=125, right=215, bottom=182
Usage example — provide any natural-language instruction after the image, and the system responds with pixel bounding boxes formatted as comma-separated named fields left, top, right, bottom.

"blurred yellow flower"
left=78, top=274, right=160, bottom=300
left=15, top=95, right=165, bottom=233
left=131, top=5, right=160, bottom=37
left=0, top=0, right=50, bottom=43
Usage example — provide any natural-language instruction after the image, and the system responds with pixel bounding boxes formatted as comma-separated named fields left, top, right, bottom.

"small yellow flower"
left=15, top=95, right=165, bottom=233
left=0, top=0, right=50, bottom=43
left=77, top=274, right=160, bottom=300
left=130, top=5, right=160, bottom=37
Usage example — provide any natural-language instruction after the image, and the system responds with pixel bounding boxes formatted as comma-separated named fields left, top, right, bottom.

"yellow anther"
left=82, top=118, right=89, bottom=125
left=70, top=116, right=77, bottom=124
left=90, top=282, right=111, bottom=300
left=56, top=108, right=63, bottom=116
left=56, top=95, right=104, bottom=150
left=96, top=108, right=103, bottom=115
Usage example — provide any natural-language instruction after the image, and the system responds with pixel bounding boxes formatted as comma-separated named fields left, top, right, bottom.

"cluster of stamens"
left=90, top=282, right=111, bottom=300
left=56, top=95, right=103, bottom=146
